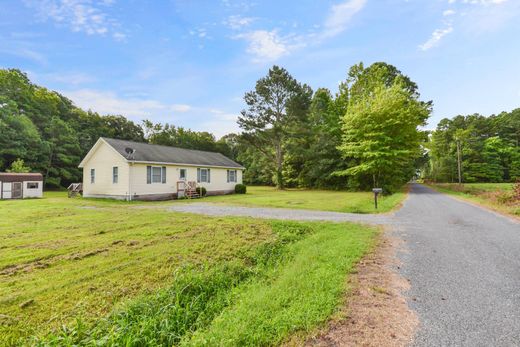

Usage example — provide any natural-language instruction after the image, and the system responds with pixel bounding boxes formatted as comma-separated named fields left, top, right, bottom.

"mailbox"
left=372, top=188, right=383, bottom=209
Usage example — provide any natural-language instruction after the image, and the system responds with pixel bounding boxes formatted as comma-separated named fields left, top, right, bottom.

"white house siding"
left=22, top=181, right=43, bottom=198
left=81, top=141, right=130, bottom=199
left=128, top=163, right=242, bottom=200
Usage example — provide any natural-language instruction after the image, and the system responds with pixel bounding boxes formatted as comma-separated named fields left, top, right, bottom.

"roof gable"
left=78, top=138, right=126, bottom=168
left=99, top=138, right=245, bottom=169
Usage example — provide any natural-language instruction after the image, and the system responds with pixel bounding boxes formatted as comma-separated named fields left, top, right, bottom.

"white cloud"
left=23, top=0, right=124, bottom=39
left=62, top=89, right=169, bottom=118
left=443, top=9, right=456, bottom=16
left=171, top=104, right=192, bottom=113
left=235, top=30, right=293, bottom=63
left=419, top=0, right=512, bottom=51
left=323, top=0, right=367, bottom=38
left=232, top=0, right=366, bottom=62
left=419, top=26, right=453, bottom=50
left=224, top=15, right=254, bottom=30
left=462, top=0, right=508, bottom=4
left=45, top=72, right=95, bottom=85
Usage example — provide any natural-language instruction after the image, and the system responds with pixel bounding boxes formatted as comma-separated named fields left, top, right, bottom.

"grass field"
left=427, top=182, right=519, bottom=217
left=0, top=192, right=378, bottom=346
left=197, top=186, right=406, bottom=213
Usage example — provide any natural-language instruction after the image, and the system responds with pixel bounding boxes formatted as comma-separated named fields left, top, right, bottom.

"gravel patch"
left=168, top=203, right=393, bottom=225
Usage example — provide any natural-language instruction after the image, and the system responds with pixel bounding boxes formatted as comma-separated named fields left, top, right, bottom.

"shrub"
left=196, top=187, right=207, bottom=196
left=235, top=184, right=247, bottom=194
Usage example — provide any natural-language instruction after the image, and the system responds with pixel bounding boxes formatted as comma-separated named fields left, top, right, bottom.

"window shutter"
left=208, top=169, right=211, bottom=183
left=147, top=166, right=151, bottom=184
left=227, top=170, right=229, bottom=183
left=197, top=168, right=201, bottom=183
left=162, top=167, right=166, bottom=183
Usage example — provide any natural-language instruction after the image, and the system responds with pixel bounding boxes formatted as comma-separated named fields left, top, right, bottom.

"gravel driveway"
left=168, top=184, right=520, bottom=346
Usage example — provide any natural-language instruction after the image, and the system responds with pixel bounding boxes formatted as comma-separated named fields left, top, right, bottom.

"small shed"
left=0, top=173, right=43, bottom=199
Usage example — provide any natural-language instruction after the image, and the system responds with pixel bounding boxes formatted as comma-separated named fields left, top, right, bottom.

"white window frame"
left=179, top=168, right=187, bottom=180
left=151, top=166, right=162, bottom=183
left=27, top=182, right=39, bottom=189
left=228, top=169, right=237, bottom=183
left=113, top=167, right=118, bottom=184
left=198, top=168, right=210, bottom=183
left=91, top=169, right=95, bottom=184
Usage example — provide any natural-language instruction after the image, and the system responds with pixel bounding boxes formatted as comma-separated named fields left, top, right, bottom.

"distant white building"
left=78, top=137, right=245, bottom=201
left=0, top=173, right=43, bottom=199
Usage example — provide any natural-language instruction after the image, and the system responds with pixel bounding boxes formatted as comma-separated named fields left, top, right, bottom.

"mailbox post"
left=372, top=188, right=383, bottom=209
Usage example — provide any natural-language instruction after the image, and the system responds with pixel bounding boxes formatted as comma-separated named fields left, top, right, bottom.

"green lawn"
left=428, top=182, right=519, bottom=217
left=0, top=192, right=378, bottom=346
left=197, top=186, right=406, bottom=213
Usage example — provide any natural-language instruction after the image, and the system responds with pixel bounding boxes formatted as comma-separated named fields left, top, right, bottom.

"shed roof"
left=0, top=173, right=43, bottom=182
left=101, top=138, right=245, bottom=169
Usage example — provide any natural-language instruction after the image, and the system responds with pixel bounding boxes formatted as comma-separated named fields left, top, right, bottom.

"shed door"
left=2, top=183, right=12, bottom=199
left=12, top=182, right=22, bottom=199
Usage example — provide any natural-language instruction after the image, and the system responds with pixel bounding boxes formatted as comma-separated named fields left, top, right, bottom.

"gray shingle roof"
left=102, top=138, right=244, bottom=169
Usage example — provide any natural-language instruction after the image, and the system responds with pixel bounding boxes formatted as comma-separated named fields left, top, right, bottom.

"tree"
left=6, top=159, right=31, bottom=173
left=0, top=97, right=45, bottom=171
left=238, top=66, right=312, bottom=189
left=337, top=68, right=431, bottom=191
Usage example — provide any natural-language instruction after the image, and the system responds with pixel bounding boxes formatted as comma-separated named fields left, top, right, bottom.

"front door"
left=12, top=182, right=22, bottom=199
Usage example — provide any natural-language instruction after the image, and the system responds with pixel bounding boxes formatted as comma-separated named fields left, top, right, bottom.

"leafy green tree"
left=44, top=117, right=82, bottom=187
left=338, top=68, right=431, bottom=191
left=6, top=159, right=30, bottom=173
left=0, top=97, right=45, bottom=171
left=238, top=65, right=312, bottom=189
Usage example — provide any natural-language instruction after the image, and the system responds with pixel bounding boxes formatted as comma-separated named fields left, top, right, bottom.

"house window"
left=91, top=169, right=95, bottom=184
left=197, top=168, right=210, bottom=183
left=147, top=166, right=167, bottom=184
left=152, top=167, right=162, bottom=183
left=227, top=170, right=237, bottom=183
left=180, top=168, right=186, bottom=180
left=113, top=167, right=118, bottom=184
left=27, top=182, right=39, bottom=189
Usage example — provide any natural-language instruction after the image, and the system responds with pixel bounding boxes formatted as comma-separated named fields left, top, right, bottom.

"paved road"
left=394, top=184, right=520, bottom=347
left=168, top=184, right=520, bottom=346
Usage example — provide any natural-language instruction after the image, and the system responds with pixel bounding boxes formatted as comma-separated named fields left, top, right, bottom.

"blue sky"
left=1, top=0, right=519, bottom=137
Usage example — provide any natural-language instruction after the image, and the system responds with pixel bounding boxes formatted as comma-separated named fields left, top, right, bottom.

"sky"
left=1, top=0, right=519, bottom=138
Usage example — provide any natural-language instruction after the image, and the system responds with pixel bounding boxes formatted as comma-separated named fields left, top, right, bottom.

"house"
left=0, top=173, right=43, bottom=199
left=78, top=137, right=245, bottom=200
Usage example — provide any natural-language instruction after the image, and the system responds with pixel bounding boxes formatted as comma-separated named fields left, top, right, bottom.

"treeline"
left=0, top=69, right=232, bottom=187
left=423, top=110, right=520, bottom=183
left=1, top=63, right=432, bottom=192
left=236, top=63, right=430, bottom=192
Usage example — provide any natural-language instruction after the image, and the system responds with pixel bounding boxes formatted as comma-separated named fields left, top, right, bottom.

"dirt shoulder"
left=305, top=232, right=417, bottom=347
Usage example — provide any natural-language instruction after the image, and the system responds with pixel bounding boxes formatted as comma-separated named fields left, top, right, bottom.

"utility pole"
left=456, top=138, right=462, bottom=185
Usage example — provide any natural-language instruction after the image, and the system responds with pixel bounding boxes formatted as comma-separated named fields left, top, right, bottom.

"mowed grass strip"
left=0, top=193, right=274, bottom=344
left=428, top=182, right=519, bottom=217
left=195, top=186, right=406, bottom=213
left=36, top=222, right=376, bottom=346
left=1, top=193, right=378, bottom=346
left=186, top=222, right=376, bottom=346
